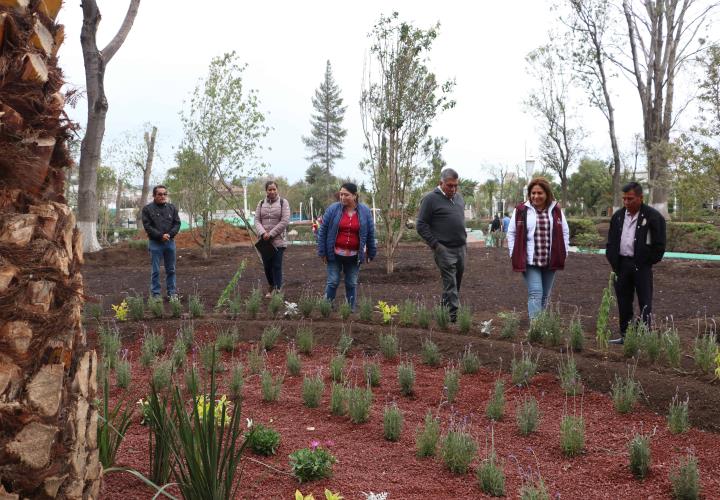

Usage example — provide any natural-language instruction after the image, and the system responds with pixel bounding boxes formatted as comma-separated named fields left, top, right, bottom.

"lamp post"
left=372, top=194, right=376, bottom=225
left=309, top=197, right=314, bottom=221
left=299, top=202, right=303, bottom=221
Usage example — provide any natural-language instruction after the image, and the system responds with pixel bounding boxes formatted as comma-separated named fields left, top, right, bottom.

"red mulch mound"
left=174, top=221, right=252, bottom=249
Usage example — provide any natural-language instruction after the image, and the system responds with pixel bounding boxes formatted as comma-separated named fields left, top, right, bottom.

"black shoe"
left=609, top=337, right=624, bottom=345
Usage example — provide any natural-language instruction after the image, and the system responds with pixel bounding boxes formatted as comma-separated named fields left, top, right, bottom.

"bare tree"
left=77, top=0, right=141, bottom=252
left=568, top=0, right=623, bottom=211
left=617, top=0, right=717, bottom=216
left=137, top=125, right=157, bottom=221
left=526, top=43, right=584, bottom=203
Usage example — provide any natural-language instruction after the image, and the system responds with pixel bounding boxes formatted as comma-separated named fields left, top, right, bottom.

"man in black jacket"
left=416, top=168, right=467, bottom=322
left=141, top=185, right=181, bottom=299
left=606, top=182, right=666, bottom=344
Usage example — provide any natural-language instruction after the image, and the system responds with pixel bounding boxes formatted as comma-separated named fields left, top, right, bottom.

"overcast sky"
left=56, top=1, right=685, bottom=186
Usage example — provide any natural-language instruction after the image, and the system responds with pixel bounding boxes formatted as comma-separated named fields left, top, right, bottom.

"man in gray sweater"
left=416, top=168, right=467, bottom=322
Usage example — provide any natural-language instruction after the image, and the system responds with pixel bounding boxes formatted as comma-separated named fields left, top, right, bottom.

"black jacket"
left=606, top=204, right=666, bottom=271
left=141, top=202, right=181, bottom=242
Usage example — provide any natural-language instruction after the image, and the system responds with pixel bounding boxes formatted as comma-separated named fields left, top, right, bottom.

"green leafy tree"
left=360, top=12, right=455, bottom=273
left=303, top=61, right=347, bottom=174
left=567, top=158, right=613, bottom=216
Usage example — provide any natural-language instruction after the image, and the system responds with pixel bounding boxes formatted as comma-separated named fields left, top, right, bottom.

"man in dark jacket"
left=416, top=168, right=466, bottom=322
left=606, top=182, right=666, bottom=344
left=141, top=185, right=181, bottom=299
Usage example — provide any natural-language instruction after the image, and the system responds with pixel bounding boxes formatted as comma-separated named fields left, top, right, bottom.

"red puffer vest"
left=511, top=202, right=567, bottom=272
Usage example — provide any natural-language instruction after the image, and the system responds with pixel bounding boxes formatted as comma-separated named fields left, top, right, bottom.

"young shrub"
left=151, top=358, right=173, bottom=391
left=329, top=382, right=347, bottom=416
left=642, top=328, right=662, bottom=363
left=169, top=295, right=183, bottom=318
left=126, top=294, right=145, bottom=321
left=444, top=365, right=461, bottom=404
left=268, top=291, right=285, bottom=316
left=188, top=293, right=204, bottom=318
left=147, top=295, right=164, bottom=318
left=99, top=326, right=122, bottom=369
left=216, top=327, right=238, bottom=353
left=528, top=308, right=562, bottom=346
left=286, top=346, right=302, bottom=376
left=498, top=310, right=520, bottom=340
left=179, top=322, right=194, bottom=350
left=184, top=365, right=201, bottom=396
left=596, top=272, right=616, bottom=350
left=338, top=300, right=352, bottom=320
left=245, top=423, right=281, bottom=456
left=227, top=294, right=243, bottom=317
left=415, top=410, right=441, bottom=458
left=560, top=414, right=585, bottom=457
left=347, top=385, right=373, bottom=424
left=457, top=305, right=473, bottom=334
left=358, top=296, right=373, bottom=321
left=397, top=361, right=415, bottom=396
left=519, top=475, right=550, bottom=500
left=302, top=373, right=325, bottom=408
left=229, top=362, right=244, bottom=400
left=299, top=292, right=315, bottom=318
left=85, top=301, right=103, bottom=322
left=486, top=378, right=505, bottom=421
left=628, top=433, right=651, bottom=479
left=417, top=303, right=432, bottom=329
left=612, top=372, right=641, bottom=414
left=97, top=371, right=133, bottom=469
left=289, top=443, right=336, bottom=483
left=433, top=304, right=451, bottom=330
left=247, top=344, right=265, bottom=375
left=244, top=288, right=262, bottom=319
left=261, top=324, right=281, bottom=351
left=364, top=361, right=381, bottom=387
left=441, top=427, right=477, bottom=474
left=511, top=345, right=539, bottom=386
left=693, top=333, right=718, bottom=373
left=140, top=331, right=165, bottom=367
left=398, top=299, right=416, bottom=327
left=260, top=369, right=283, bottom=402
left=662, top=327, right=682, bottom=368
left=296, top=325, right=314, bottom=355
left=337, top=329, right=353, bottom=355
left=558, top=350, right=583, bottom=396
left=317, top=297, right=332, bottom=318
left=461, top=345, right=481, bottom=374
left=329, top=354, right=345, bottom=382
left=378, top=331, right=399, bottom=360
left=421, top=338, right=441, bottom=367
left=200, top=342, right=223, bottom=373
left=477, top=433, right=505, bottom=497
left=670, top=455, right=700, bottom=500
left=115, top=358, right=132, bottom=389
left=516, top=395, right=540, bottom=436
left=567, top=316, right=584, bottom=351
left=383, top=402, right=403, bottom=441
left=623, top=321, right=643, bottom=358
left=667, top=393, right=690, bottom=434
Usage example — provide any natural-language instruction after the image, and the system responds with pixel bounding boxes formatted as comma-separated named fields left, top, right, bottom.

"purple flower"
left=310, top=439, right=320, bottom=450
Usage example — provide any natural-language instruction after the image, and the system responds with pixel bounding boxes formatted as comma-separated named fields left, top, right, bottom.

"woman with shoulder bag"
left=254, top=181, right=291, bottom=297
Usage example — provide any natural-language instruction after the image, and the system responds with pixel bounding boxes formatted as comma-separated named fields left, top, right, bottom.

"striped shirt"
left=532, top=207, right=550, bottom=267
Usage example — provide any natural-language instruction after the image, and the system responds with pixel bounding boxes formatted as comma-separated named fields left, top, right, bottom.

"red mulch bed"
left=100, top=323, right=720, bottom=499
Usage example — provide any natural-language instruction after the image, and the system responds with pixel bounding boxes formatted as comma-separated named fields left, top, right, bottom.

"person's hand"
left=162, top=233, right=170, bottom=241
left=262, top=233, right=270, bottom=241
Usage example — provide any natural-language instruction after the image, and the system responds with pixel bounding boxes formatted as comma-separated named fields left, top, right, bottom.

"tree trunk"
left=114, top=177, right=123, bottom=226
left=0, top=2, right=101, bottom=498
left=77, top=0, right=141, bottom=253
left=136, top=125, right=157, bottom=225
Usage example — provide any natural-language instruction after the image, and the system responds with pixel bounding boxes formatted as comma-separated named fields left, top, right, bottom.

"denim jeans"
left=522, top=265, right=556, bottom=320
left=261, top=247, right=285, bottom=291
left=324, top=254, right=360, bottom=309
left=149, top=239, right=177, bottom=297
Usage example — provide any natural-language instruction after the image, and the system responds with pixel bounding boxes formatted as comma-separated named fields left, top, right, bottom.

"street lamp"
left=309, top=197, right=314, bottom=221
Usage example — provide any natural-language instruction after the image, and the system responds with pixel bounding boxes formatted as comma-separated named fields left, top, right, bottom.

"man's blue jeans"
left=522, top=265, right=556, bottom=320
left=324, top=254, right=360, bottom=309
left=149, top=239, right=176, bottom=297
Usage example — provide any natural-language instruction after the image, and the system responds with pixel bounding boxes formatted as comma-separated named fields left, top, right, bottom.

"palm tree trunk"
left=0, top=1, right=101, bottom=498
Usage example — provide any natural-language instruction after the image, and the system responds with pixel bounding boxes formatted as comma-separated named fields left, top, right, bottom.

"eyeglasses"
left=156, top=192, right=168, bottom=196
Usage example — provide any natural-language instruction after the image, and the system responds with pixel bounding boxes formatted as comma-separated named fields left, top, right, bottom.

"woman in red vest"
left=507, top=177, right=570, bottom=320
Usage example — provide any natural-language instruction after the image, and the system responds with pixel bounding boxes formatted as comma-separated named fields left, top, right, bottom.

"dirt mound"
left=174, top=221, right=252, bottom=249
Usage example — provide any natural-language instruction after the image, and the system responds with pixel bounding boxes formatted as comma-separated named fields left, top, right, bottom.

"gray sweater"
left=416, top=188, right=466, bottom=248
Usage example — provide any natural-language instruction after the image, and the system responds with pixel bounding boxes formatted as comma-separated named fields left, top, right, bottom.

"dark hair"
left=153, top=185, right=167, bottom=196
left=340, top=182, right=358, bottom=194
left=265, top=180, right=278, bottom=190
left=527, top=177, right=555, bottom=203
left=622, top=182, right=643, bottom=196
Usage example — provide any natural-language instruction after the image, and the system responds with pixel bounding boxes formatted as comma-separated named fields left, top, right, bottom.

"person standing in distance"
left=507, top=177, right=570, bottom=320
left=254, top=180, right=291, bottom=297
left=416, top=168, right=467, bottom=322
left=606, top=182, right=666, bottom=344
left=141, top=185, right=181, bottom=300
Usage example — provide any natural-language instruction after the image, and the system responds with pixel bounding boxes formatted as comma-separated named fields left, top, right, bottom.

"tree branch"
left=101, top=0, right=141, bottom=63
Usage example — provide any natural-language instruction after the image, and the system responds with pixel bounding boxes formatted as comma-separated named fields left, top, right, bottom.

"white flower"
left=362, top=493, right=388, bottom=500
left=480, top=319, right=493, bottom=335
left=246, top=417, right=253, bottom=429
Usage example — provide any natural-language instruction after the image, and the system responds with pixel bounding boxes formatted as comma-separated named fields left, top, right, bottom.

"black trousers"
left=261, top=247, right=285, bottom=291
left=614, top=256, right=653, bottom=335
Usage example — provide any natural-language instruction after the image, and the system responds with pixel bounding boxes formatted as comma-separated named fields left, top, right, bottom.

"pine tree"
left=303, top=60, right=347, bottom=173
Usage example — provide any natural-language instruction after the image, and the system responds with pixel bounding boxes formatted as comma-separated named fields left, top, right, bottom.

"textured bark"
left=0, top=2, right=101, bottom=497
left=77, top=0, right=141, bottom=253
left=136, top=125, right=157, bottom=225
